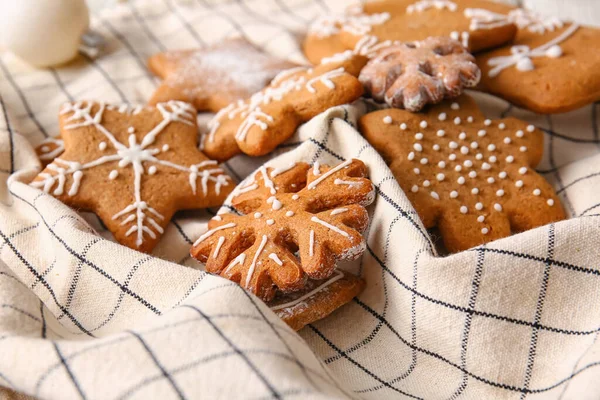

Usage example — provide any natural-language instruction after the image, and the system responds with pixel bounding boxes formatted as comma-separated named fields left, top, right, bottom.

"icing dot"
left=467, top=116, right=474, bottom=123
left=292, top=194, right=299, bottom=200
left=516, top=57, right=534, bottom=71
left=414, top=143, right=423, bottom=152
left=438, top=161, right=446, bottom=168
left=516, top=180, right=524, bottom=188
left=477, top=215, right=485, bottom=222
left=266, top=219, right=275, bottom=225
left=423, top=180, right=431, bottom=187
left=496, top=189, right=504, bottom=197
left=450, top=191, right=458, bottom=198
left=487, top=177, right=495, bottom=184
left=411, top=185, right=419, bottom=193
left=478, top=130, right=486, bottom=137
left=506, top=155, right=514, bottom=163
left=41, top=146, right=50, bottom=152
left=454, top=117, right=461, bottom=125
left=499, top=123, right=506, bottom=130
left=460, top=206, right=468, bottom=214
left=487, top=144, right=496, bottom=151
left=520, top=146, right=527, bottom=152
left=481, top=227, right=489, bottom=234
left=458, top=177, right=466, bottom=185
left=420, top=158, right=428, bottom=165
left=414, top=168, right=420, bottom=174
left=547, top=199, right=555, bottom=206
left=504, top=137, right=511, bottom=144
left=489, top=156, right=497, bottom=163
left=533, top=188, right=541, bottom=196
left=98, top=141, right=107, bottom=151
left=471, top=188, right=479, bottom=194
left=449, top=141, right=458, bottom=149
left=470, top=142, right=479, bottom=149
left=430, top=191, right=440, bottom=200
left=516, top=130, right=524, bottom=138
left=545, top=45, right=562, bottom=58
left=408, top=152, right=415, bottom=160
left=420, top=120, right=428, bottom=128
left=494, top=203, right=502, bottom=212
left=449, top=154, right=457, bottom=161
left=464, top=160, right=473, bottom=168
left=527, top=125, right=535, bottom=132
left=438, top=113, right=447, bottom=121
left=148, top=166, right=157, bottom=175
left=286, top=211, right=295, bottom=217
left=451, top=102, right=460, bottom=110
left=455, top=165, right=462, bottom=172
left=469, top=171, right=477, bottom=178
left=400, top=123, right=407, bottom=130
left=383, top=116, right=392, bottom=124
left=436, top=173, right=445, bottom=181
left=484, top=119, right=492, bottom=126
left=481, top=162, right=491, bottom=170
left=415, top=133, right=424, bottom=140
left=433, top=144, right=441, bottom=151
left=162, top=144, right=170, bottom=152
left=437, top=130, right=446, bottom=137
left=475, top=154, right=483, bottom=160
left=459, top=132, right=467, bottom=140
left=475, top=202, right=483, bottom=210
left=128, top=127, right=135, bottom=134
left=460, top=146, right=469, bottom=155
left=519, top=167, right=527, bottom=175
left=254, top=212, right=262, bottom=218
left=498, top=171, right=507, bottom=179
left=108, top=170, right=118, bottom=180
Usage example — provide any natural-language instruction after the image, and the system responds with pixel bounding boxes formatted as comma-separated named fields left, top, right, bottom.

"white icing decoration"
left=460, top=206, right=468, bottom=214
left=270, top=271, right=344, bottom=311
left=98, top=141, right=107, bottom=151
left=308, top=159, right=351, bottom=189
left=254, top=212, right=262, bottom=218
left=245, top=235, right=268, bottom=288
left=148, top=166, right=157, bottom=175
left=266, top=219, right=275, bottom=225
left=223, top=253, right=247, bottom=275
left=268, top=253, right=283, bottom=266
left=547, top=199, right=555, bottom=206
left=286, top=211, right=295, bottom=217
left=193, top=222, right=236, bottom=247
left=431, top=191, right=440, bottom=200
left=109, top=170, right=118, bottom=180
left=309, top=229, right=315, bottom=257
left=309, top=12, right=390, bottom=38
left=313, top=161, right=321, bottom=176
left=383, top=116, right=393, bottom=124
left=270, top=162, right=297, bottom=178
left=213, top=236, right=225, bottom=258
left=331, top=208, right=348, bottom=216
left=311, top=216, right=349, bottom=237
left=407, top=0, right=457, bottom=14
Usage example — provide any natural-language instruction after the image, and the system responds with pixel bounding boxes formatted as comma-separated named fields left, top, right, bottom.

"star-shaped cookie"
left=359, top=95, right=565, bottom=252
left=31, top=101, right=233, bottom=253
left=303, top=0, right=518, bottom=64
left=148, top=38, right=296, bottom=112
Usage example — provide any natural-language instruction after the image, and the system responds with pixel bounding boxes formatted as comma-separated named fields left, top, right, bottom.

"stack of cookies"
left=31, top=0, right=600, bottom=329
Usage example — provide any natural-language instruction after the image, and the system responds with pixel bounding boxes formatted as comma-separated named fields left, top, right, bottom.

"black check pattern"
left=1, top=0, right=600, bottom=399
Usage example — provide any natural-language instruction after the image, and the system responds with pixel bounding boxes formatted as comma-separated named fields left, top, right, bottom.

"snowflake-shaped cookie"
left=359, top=95, right=565, bottom=252
left=190, top=159, right=375, bottom=301
left=31, top=101, right=232, bottom=253
left=200, top=55, right=367, bottom=162
left=148, top=38, right=295, bottom=113
left=359, top=36, right=481, bottom=111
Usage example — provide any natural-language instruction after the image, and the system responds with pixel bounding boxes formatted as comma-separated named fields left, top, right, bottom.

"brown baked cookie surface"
left=31, top=101, right=233, bottom=253
left=359, top=95, right=565, bottom=252
left=476, top=11, right=600, bottom=113
left=148, top=38, right=295, bottom=113
left=269, top=270, right=365, bottom=331
left=35, top=137, right=64, bottom=167
left=303, top=0, right=518, bottom=64
left=200, top=55, right=367, bottom=162
left=190, top=159, right=375, bottom=302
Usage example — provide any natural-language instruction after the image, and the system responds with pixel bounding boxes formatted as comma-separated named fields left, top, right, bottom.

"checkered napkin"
left=1, top=1, right=600, bottom=399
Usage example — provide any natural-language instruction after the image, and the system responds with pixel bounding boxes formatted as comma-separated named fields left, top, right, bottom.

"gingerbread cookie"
left=200, top=55, right=367, bottom=162
left=148, top=38, right=296, bottom=113
left=190, top=159, right=375, bottom=302
left=359, top=36, right=481, bottom=111
left=31, top=101, right=233, bottom=253
left=475, top=9, right=600, bottom=113
left=269, top=270, right=365, bottom=331
left=303, top=0, right=517, bottom=65
left=359, top=95, right=565, bottom=252
left=35, top=137, right=64, bottom=167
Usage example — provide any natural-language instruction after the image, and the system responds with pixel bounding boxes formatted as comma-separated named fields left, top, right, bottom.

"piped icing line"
left=309, top=229, right=315, bottom=257
left=260, top=166, right=277, bottom=195
left=487, top=23, right=579, bottom=77
left=270, top=270, right=344, bottom=311
left=331, top=208, right=349, bottom=216
left=213, top=236, right=225, bottom=258
left=245, top=235, right=268, bottom=288
left=37, top=138, right=65, bottom=160
left=313, top=161, right=321, bottom=176
left=193, top=223, right=236, bottom=247
left=464, top=8, right=512, bottom=31
left=307, top=159, right=352, bottom=189
left=334, top=178, right=362, bottom=188
left=270, top=162, right=297, bottom=178
left=407, top=0, right=457, bottom=14
left=308, top=12, right=390, bottom=39
left=268, top=253, right=284, bottom=266
left=311, top=216, right=350, bottom=238
left=224, top=253, right=246, bottom=275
